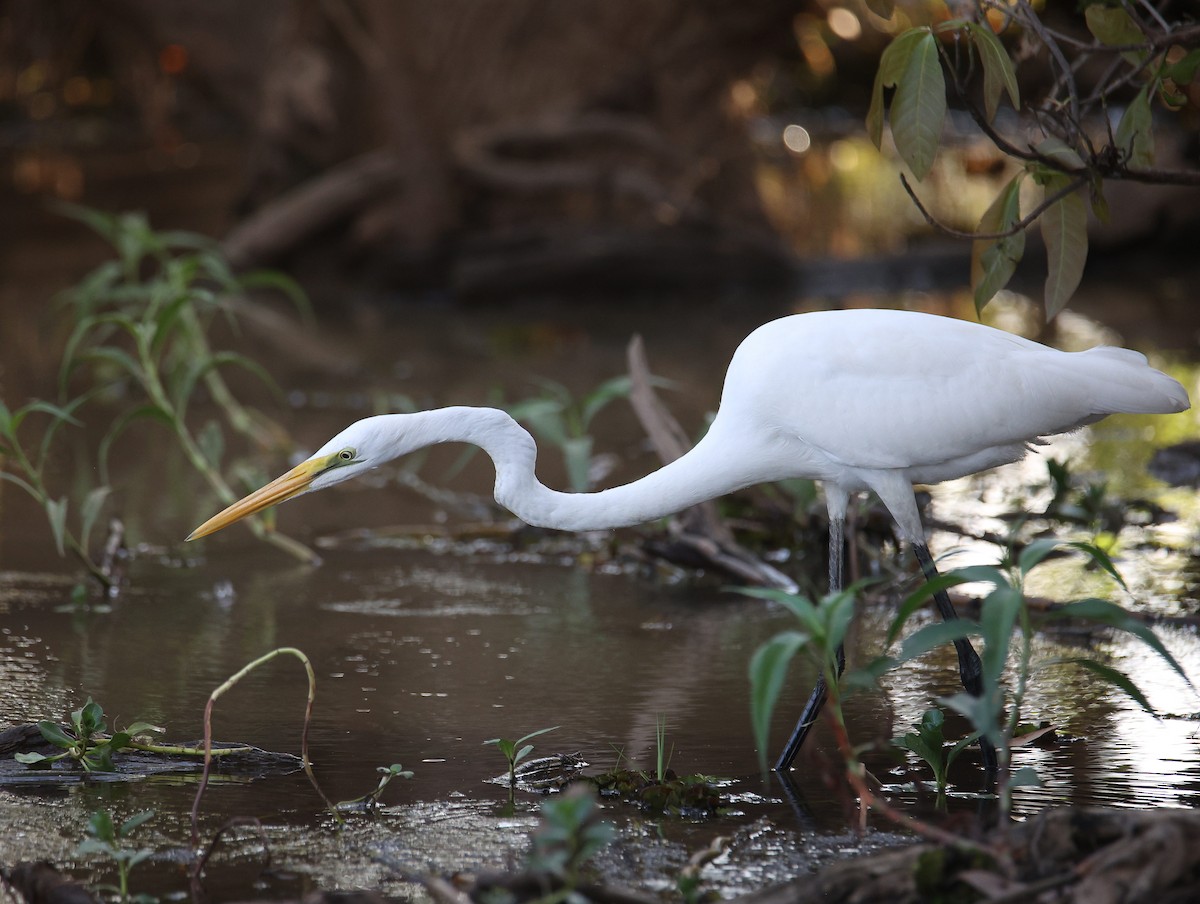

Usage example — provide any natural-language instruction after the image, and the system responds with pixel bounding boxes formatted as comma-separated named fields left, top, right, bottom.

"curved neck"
left=405, top=407, right=753, bottom=531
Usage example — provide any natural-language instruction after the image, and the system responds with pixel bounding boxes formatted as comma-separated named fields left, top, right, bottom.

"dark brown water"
left=2, top=241, right=1199, bottom=897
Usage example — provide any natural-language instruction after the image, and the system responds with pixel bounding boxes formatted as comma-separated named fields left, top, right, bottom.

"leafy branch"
left=867, top=1, right=1200, bottom=317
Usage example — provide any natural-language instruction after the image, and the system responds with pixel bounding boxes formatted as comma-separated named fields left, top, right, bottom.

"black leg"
left=775, top=516, right=846, bottom=772
left=912, top=543, right=999, bottom=773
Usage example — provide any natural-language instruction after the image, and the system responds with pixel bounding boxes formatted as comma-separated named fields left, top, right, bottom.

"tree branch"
left=899, top=173, right=1089, bottom=241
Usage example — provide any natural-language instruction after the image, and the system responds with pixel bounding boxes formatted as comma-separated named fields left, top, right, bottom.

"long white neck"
left=395, top=407, right=754, bottom=531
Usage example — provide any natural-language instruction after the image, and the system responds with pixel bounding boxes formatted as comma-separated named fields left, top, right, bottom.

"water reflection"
left=2, top=293, right=1199, bottom=894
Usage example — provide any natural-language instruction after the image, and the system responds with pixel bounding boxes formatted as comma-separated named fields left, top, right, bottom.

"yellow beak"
left=187, top=458, right=325, bottom=541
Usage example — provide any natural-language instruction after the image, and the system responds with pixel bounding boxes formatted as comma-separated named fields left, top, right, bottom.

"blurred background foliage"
left=3, top=0, right=1196, bottom=306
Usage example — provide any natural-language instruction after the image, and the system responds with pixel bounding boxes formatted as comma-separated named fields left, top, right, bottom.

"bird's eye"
left=338, top=449, right=355, bottom=462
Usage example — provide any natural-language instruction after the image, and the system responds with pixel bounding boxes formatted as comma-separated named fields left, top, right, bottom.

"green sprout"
left=484, top=725, right=559, bottom=790
left=527, top=787, right=615, bottom=888
left=892, top=707, right=979, bottom=801
left=76, top=809, right=157, bottom=904
left=336, top=763, right=415, bottom=811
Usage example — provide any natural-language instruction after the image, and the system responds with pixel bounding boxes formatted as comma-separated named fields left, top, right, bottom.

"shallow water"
left=2, top=289, right=1199, bottom=898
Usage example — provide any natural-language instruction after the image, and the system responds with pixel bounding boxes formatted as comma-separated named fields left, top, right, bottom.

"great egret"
left=188, top=309, right=1190, bottom=772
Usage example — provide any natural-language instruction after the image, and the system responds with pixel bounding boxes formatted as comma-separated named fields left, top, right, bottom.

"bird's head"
left=186, top=415, right=408, bottom=541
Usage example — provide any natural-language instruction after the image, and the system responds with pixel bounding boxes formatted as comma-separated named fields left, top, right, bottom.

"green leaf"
left=1085, top=6, right=1144, bottom=46
left=1051, top=599, right=1190, bottom=686
left=77, top=346, right=146, bottom=386
left=1163, top=48, right=1200, bottom=85
left=749, top=630, right=809, bottom=772
left=1018, top=537, right=1065, bottom=576
left=12, top=399, right=84, bottom=434
left=238, top=269, right=312, bottom=318
left=823, top=589, right=858, bottom=655
left=80, top=699, right=105, bottom=734
left=841, top=654, right=896, bottom=694
left=120, top=810, right=155, bottom=836
left=867, top=28, right=930, bottom=148
left=979, top=586, right=1022, bottom=686
left=88, top=809, right=116, bottom=843
left=737, top=586, right=824, bottom=638
left=939, top=690, right=1003, bottom=745
left=1039, top=177, right=1088, bottom=318
left=1034, top=138, right=1084, bottom=172
left=54, top=202, right=123, bottom=244
left=515, top=725, right=559, bottom=746
left=0, top=471, right=42, bottom=501
left=888, top=565, right=1007, bottom=645
left=1115, top=84, right=1155, bottom=168
left=1064, top=540, right=1127, bottom=590
left=46, top=496, right=69, bottom=556
left=79, top=486, right=112, bottom=551
left=75, top=838, right=115, bottom=857
left=37, top=721, right=76, bottom=748
left=891, top=32, right=946, bottom=180
left=514, top=743, right=534, bottom=765
left=175, top=351, right=280, bottom=418
left=148, top=290, right=196, bottom=358
left=562, top=435, right=594, bottom=493
left=971, top=173, right=1026, bottom=313
left=14, top=751, right=52, bottom=766
left=968, top=22, right=1019, bottom=120
left=509, top=398, right=569, bottom=447
left=122, top=722, right=164, bottom=738
left=897, top=619, right=980, bottom=662
left=1052, top=657, right=1156, bottom=714
left=1006, top=765, right=1042, bottom=791
left=196, top=420, right=225, bottom=471
left=579, top=375, right=634, bottom=429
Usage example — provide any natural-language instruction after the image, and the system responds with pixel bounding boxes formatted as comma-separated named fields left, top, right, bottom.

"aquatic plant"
left=506, top=376, right=637, bottom=492
left=891, top=707, right=978, bottom=800
left=0, top=204, right=315, bottom=598
left=484, top=725, right=559, bottom=790
left=749, top=539, right=1192, bottom=821
left=527, top=787, right=615, bottom=888
left=336, top=763, right=415, bottom=811
left=13, top=697, right=254, bottom=773
left=0, top=400, right=115, bottom=592
left=76, top=808, right=157, bottom=904
left=655, top=714, right=673, bottom=783
left=15, top=698, right=163, bottom=773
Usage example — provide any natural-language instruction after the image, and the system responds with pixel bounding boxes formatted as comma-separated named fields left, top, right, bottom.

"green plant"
left=336, top=763, right=415, bottom=810
left=746, top=585, right=870, bottom=777
left=866, top=3, right=1200, bottom=317
left=749, top=539, right=1192, bottom=822
left=0, top=400, right=114, bottom=590
left=655, top=714, right=673, bottom=783
left=55, top=205, right=314, bottom=562
left=892, top=707, right=979, bottom=800
left=506, top=377, right=636, bottom=492
left=527, top=787, right=615, bottom=888
left=0, top=205, right=316, bottom=592
left=484, top=725, right=559, bottom=790
left=15, top=698, right=162, bottom=772
left=76, top=808, right=157, bottom=903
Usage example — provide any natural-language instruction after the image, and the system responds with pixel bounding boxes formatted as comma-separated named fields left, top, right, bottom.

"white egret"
left=188, top=309, right=1190, bottom=772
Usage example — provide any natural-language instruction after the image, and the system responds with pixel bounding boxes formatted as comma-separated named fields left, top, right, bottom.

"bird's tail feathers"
left=1077, top=346, right=1190, bottom=415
